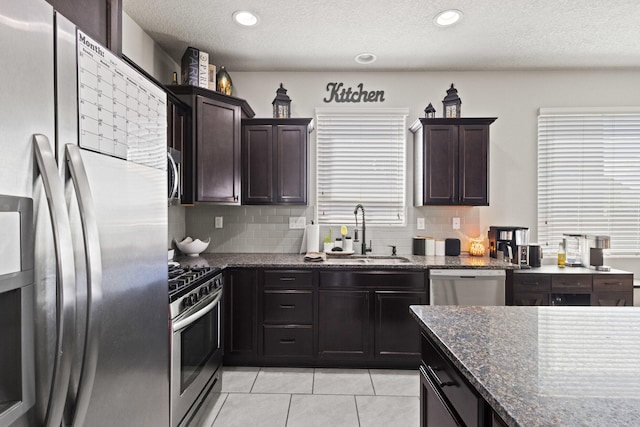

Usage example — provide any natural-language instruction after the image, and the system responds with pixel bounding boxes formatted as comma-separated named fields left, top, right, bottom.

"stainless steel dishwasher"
left=429, top=269, right=506, bottom=306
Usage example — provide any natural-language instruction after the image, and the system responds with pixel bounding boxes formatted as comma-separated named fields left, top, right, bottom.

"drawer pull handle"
left=523, top=282, right=539, bottom=286
left=604, top=282, right=623, bottom=286
left=426, top=365, right=455, bottom=388
left=279, top=277, right=296, bottom=281
left=280, top=339, right=296, bottom=344
left=280, top=304, right=296, bottom=309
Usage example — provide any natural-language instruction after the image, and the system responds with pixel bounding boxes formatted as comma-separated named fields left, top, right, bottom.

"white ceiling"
left=122, top=0, right=640, bottom=72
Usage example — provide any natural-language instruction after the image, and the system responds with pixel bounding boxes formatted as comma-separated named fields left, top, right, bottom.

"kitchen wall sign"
left=323, top=82, right=385, bottom=103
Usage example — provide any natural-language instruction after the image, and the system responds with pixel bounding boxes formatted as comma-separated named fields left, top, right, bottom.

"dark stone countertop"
left=173, top=253, right=518, bottom=270
left=410, top=305, right=640, bottom=427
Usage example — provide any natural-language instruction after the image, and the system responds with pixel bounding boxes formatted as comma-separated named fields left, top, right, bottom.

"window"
left=537, top=107, right=640, bottom=256
left=316, top=108, right=408, bottom=225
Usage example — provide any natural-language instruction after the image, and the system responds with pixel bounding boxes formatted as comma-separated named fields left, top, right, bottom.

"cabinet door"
left=196, top=96, right=241, bottom=203
left=224, top=269, right=257, bottom=358
left=375, top=291, right=426, bottom=359
left=591, top=292, right=633, bottom=306
left=513, top=292, right=548, bottom=306
left=458, top=125, right=489, bottom=205
left=424, top=125, right=458, bottom=204
left=275, top=125, right=308, bottom=204
left=318, top=290, right=370, bottom=358
left=420, top=365, right=462, bottom=427
left=47, top=0, right=121, bottom=54
left=242, top=124, right=273, bottom=204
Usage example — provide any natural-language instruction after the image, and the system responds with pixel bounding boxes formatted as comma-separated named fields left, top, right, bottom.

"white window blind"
left=316, top=107, right=408, bottom=225
left=538, top=107, right=640, bottom=256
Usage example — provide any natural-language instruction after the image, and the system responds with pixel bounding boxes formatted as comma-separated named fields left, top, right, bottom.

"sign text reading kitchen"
left=323, top=82, right=385, bottom=103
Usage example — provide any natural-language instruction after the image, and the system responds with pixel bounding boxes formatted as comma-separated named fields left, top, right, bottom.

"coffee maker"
left=488, top=226, right=530, bottom=267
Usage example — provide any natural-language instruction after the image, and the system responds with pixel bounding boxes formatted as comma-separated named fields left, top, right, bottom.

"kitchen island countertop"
left=410, top=305, right=640, bottom=427
left=174, top=253, right=517, bottom=270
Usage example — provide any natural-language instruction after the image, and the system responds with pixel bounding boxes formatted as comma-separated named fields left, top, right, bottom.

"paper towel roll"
left=425, top=238, right=435, bottom=256
left=306, top=224, right=320, bottom=253
left=435, top=240, right=445, bottom=256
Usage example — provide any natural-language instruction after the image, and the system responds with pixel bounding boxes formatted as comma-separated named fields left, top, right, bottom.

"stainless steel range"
left=169, top=264, right=223, bottom=427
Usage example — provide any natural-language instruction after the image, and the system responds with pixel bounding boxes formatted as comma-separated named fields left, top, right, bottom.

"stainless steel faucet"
left=354, top=204, right=372, bottom=255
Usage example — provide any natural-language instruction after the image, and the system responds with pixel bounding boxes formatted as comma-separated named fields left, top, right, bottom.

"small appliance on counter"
left=528, top=244, right=543, bottom=267
left=488, top=226, right=530, bottom=266
left=561, top=233, right=612, bottom=270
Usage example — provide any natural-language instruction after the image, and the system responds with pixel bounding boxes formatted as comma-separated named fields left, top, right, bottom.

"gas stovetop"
left=168, top=263, right=221, bottom=303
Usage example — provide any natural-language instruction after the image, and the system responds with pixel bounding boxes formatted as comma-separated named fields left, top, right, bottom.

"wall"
left=118, top=15, right=640, bottom=275
left=184, top=70, right=640, bottom=266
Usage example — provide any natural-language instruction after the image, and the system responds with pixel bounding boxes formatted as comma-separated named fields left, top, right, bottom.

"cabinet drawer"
left=263, top=325, right=313, bottom=357
left=593, top=275, right=633, bottom=292
left=263, top=290, right=313, bottom=323
left=551, top=274, right=592, bottom=293
left=319, top=270, right=425, bottom=289
left=513, top=274, right=551, bottom=293
left=421, top=334, right=483, bottom=427
left=264, top=270, right=312, bottom=288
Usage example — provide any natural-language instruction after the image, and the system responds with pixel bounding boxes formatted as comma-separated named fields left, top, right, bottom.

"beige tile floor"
left=195, top=367, right=420, bottom=427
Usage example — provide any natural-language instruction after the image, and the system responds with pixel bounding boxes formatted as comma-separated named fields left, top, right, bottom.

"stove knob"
left=183, top=296, right=193, bottom=307
left=191, top=293, right=199, bottom=304
left=199, top=287, right=208, bottom=296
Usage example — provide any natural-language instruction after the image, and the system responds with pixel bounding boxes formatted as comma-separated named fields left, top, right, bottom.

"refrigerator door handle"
left=33, top=134, right=76, bottom=427
left=64, top=144, right=103, bottom=427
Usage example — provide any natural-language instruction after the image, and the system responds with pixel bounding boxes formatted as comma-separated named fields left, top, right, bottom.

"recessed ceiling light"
left=233, top=10, right=259, bottom=27
left=434, top=9, right=463, bottom=27
left=355, top=52, right=377, bottom=64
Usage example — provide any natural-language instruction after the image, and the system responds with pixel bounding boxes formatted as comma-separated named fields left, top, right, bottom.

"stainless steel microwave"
left=168, top=147, right=181, bottom=203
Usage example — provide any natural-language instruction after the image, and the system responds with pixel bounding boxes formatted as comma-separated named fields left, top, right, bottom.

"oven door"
left=171, top=288, right=222, bottom=427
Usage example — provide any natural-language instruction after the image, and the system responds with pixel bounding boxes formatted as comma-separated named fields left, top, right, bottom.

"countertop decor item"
left=175, top=236, right=211, bottom=256
left=216, top=66, right=232, bottom=95
left=272, top=83, right=291, bottom=118
left=469, top=238, right=485, bottom=256
left=442, top=83, right=461, bottom=118
left=424, top=102, right=436, bottom=118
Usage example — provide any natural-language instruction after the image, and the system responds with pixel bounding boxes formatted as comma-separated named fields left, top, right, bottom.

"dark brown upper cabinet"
left=47, top=0, right=122, bottom=55
left=410, top=118, right=497, bottom=206
left=170, top=86, right=254, bottom=204
left=241, top=118, right=312, bottom=205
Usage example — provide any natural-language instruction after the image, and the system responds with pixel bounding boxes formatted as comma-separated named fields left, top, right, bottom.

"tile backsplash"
left=177, top=204, right=483, bottom=256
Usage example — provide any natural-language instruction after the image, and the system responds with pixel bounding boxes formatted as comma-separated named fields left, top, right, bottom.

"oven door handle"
left=173, top=289, right=222, bottom=333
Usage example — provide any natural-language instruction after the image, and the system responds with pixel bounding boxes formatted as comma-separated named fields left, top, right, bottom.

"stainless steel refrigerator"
left=0, top=1, right=169, bottom=426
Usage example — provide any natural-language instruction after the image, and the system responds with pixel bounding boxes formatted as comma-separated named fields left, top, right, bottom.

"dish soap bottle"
left=557, top=241, right=566, bottom=268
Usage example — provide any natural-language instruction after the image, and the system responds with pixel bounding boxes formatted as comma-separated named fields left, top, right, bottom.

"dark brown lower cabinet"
left=420, top=365, right=462, bottom=427
left=375, top=291, right=426, bottom=359
left=318, top=290, right=370, bottom=358
left=420, top=332, right=505, bottom=427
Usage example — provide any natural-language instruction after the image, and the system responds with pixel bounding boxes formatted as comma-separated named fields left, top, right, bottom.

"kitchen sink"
left=324, top=256, right=412, bottom=265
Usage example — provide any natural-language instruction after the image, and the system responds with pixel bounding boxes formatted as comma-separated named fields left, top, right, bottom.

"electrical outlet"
left=289, top=217, right=306, bottom=229
left=417, top=217, right=425, bottom=230
left=215, top=216, right=223, bottom=228
left=452, top=217, right=460, bottom=230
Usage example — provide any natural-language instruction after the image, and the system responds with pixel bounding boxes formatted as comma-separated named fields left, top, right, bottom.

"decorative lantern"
left=442, top=83, right=461, bottom=118
left=469, top=238, right=486, bottom=256
left=424, top=103, right=436, bottom=118
left=216, top=66, right=232, bottom=95
left=272, top=83, right=291, bottom=118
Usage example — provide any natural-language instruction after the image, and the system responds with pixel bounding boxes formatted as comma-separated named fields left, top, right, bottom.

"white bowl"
left=175, top=237, right=210, bottom=257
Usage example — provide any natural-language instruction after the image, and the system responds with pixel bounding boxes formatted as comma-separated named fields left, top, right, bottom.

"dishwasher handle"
left=429, top=269, right=506, bottom=279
